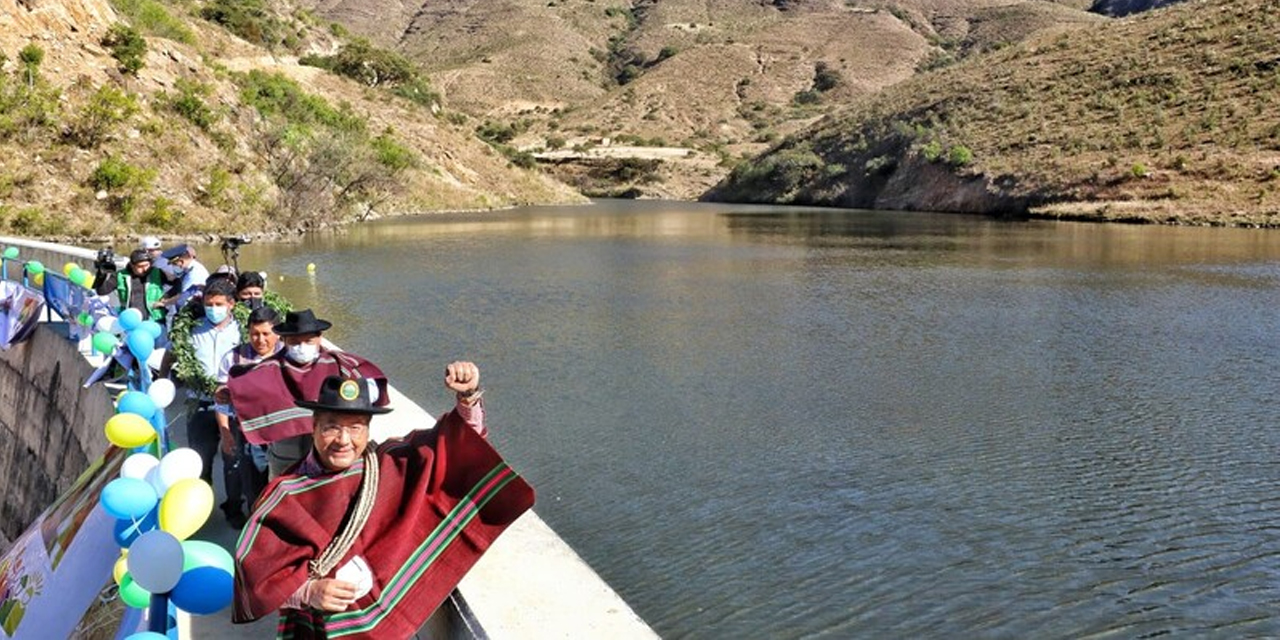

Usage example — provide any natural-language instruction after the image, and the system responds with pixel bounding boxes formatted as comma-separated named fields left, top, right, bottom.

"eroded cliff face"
left=0, top=0, right=116, bottom=51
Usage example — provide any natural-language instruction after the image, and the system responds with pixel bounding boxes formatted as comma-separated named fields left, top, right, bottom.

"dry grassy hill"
left=0, top=0, right=581, bottom=239
left=297, top=0, right=1104, bottom=198
left=706, top=0, right=1280, bottom=226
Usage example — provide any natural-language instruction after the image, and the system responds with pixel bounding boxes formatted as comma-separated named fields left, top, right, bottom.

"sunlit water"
left=221, top=201, right=1280, bottom=638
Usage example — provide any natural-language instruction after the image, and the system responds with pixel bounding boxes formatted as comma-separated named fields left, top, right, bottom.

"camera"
left=220, top=236, right=251, bottom=253
left=94, top=247, right=116, bottom=271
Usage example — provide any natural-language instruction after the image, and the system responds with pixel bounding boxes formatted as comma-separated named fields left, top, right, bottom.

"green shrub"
left=7, top=206, right=61, bottom=236
left=370, top=130, right=417, bottom=171
left=142, top=197, right=184, bottom=230
left=200, top=0, right=287, bottom=49
left=793, top=89, right=821, bottom=105
left=921, top=139, right=943, bottom=162
left=948, top=144, right=974, bottom=167
left=726, top=145, right=825, bottom=196
left=1131, top=162, right=1149, bottom=178
left=89, top=156, right=153, bottom=192
left=18, top=43, right=44, bottom=85
left=237, top=70, right=364, bottom=133
left=102, top=23, right=147, bottom=76
left=813, top=61, right=841, bottom=92
left=65, top=85, right=138, bottom=148
left=0, top=61, right=61, bottom=141
left=163, top=78, right=217, bottom=130
left=107, top=0, right=195, bottom=42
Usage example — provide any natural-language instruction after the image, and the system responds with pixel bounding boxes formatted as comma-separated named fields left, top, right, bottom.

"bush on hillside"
left=200, top=0, right=289, bottom=50
left=724, top=144, right=825, bottom=198
left=102, top=23, right=147, bottom=76
left=161, top=78, right=218, bottom=131
left=88, top=156, right=155, bottom=218
left=64, top=84, right=138, bottom=148
left=0, top=57, right=60, bottom=142
left=107, top=0, right=195, bottom=43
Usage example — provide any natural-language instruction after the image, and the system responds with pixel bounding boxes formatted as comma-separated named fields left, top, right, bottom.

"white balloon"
left=94, top=315, right=115, bottom=333
left=158, top=448, right=202, bottom=489
left=148, top=378, right=176, bottom=409
left=109, top=318, right=124, bottom=335
left=128, top=530, right=185, bottom=593
left=121, top=453, right=161, bottom=481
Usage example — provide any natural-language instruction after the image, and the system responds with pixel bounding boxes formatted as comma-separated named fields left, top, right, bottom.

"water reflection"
left=205, top=202, right=1280, bottom=638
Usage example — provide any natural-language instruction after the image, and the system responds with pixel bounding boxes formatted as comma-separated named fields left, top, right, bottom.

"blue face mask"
left=205, top=305, right=228, bottom=324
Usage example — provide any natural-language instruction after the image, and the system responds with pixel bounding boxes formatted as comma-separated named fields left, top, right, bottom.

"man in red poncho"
left=227, top=309, right=390, bottom=478
left=233, top=364, right=535, bottom=638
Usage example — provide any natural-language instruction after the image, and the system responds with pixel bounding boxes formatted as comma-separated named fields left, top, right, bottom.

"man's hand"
left=444, top=361, right=480, bottom=395
left=304, top=578, right=359, bottom=612
left=218, top=427, right=235, bottom=456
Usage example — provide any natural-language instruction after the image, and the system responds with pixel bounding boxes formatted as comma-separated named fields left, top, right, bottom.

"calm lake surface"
left=229, top=200, right=1280, bottom=638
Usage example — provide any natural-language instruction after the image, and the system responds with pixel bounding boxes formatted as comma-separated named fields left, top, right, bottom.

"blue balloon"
left=101, top=478, right=159, bottom=520
left=125, top=633, right=168, bottom=640
left=117, top=391, right=157, bottom=419
left=126, top=329, right=155, bottom=361
left=170, top=566, right=233, bottom=615
left=139, top=319, right=163, bottom=340
left=112, top=509, right=159, bottom=547
left=119, top=308, right=144, bottom=332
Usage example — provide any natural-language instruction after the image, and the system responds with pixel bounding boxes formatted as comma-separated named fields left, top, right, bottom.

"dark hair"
left=204, top=278, right=237, bottom=300
left=247, top=306, right=279, bottom=327
left=237, top=271, right=265, bottom=291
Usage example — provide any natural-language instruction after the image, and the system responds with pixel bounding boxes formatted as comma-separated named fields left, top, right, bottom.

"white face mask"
left=286, top=343, right=320, bottom=364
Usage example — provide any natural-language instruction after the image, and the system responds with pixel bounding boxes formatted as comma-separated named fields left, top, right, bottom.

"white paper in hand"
left=335, top=555, right=374, bottom=599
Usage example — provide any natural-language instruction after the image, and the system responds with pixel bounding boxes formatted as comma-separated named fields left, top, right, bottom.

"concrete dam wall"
left=0, top=324, right=111, bottom=553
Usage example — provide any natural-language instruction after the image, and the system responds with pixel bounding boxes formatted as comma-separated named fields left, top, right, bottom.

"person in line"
left=156, top=244, right=209, bottom=312
left=235, top=271, right=267, bottom=309
left=92, top=249, right=166, bottom=324
left=159, top=278, right=241, bottom=524
left=233, top=367, right=534, bottom=638
left=213, top=306, right=282, bottom=526
left=227, top=309, right=389, bottom=478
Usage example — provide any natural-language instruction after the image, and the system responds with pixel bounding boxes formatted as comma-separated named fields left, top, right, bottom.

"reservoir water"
left=228, top=200, right=1280, bottom=638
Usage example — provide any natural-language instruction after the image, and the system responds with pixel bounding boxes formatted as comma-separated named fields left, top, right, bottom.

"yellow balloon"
left=63, top=261, right=78, bottom=277
left=83, top=273, right=96, bottom=289
left=32, top=272, right=44, bottom=287
left=105, top=413, right=156, bottom=449
left=159, top=478, right=214, bottom=541
left=113, top=553, right=129, bottom=586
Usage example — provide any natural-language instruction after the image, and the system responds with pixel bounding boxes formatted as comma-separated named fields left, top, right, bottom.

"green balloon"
left=119, top=574, right=152, bottom=609
left=25, top=260, right=44, bottom=275
left=2, top=247, right=17, bottom=260
left=181, top=540, right=235, bottom=574
left=77, top=312, right=92, bottom=326
left=69, top=267, right=88, bottom=286
left=92, top=331, right=117, bottom=356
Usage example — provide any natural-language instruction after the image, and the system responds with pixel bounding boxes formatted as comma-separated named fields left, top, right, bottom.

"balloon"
left=148, top=378, right=176, bottom=409
left=105, top=412, right=155, bottom=448
left=84, top=273, right=96, bottom=289
left=126, top=329, right=155, bottom=361
left=92, top=331, right=118, bottom=356
left=25, top=260, right=43, bottom=275
left=116, top=391, right=157, bottom=419
left=181, top=540, right=235, bottom=574
left=139, top=319, right=163, bottom=340
left=94, top=315, right=115, bottom=333
left=112, top=509, right=158, bottom=547
left=120, top=452, right=161, bottom=481
left=2, top=247, right=17, bottom=259
left=69, top=267, right=87, bottom=286
left=63, top=261, right=78, bottom=277
left=77, top=312, right=92, bottom=326
left=31, top=271, right=43, bottom=287
left=118, top=573, right=152, bottom=609
left=125, top=633, right=169, bottom=640
left=159, top=478, right=214, bottom=541
left=100, top=478, right=159, bottom=520
left=113, top=552, right=129, bottom=585
left=143, top=466, right=168, bottom=496
left=158, top=448, right=202, bottom=488
left=118, top=308, right=144, bottom=332
left=109, top=317, right=123, bottom=334
left=170, top=566, right=233, bottom=615
left=128, top=530, right=185, bottom=593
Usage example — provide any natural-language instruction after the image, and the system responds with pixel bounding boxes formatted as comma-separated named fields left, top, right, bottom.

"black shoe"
left=225, top=511, right=247, bottom=530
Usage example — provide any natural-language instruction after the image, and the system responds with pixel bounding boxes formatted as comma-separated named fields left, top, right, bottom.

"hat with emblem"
left=295, top=375, right=392, bottom=415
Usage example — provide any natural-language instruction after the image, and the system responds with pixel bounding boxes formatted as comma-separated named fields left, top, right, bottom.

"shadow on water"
left=206, top=201, right=1280, bottom=638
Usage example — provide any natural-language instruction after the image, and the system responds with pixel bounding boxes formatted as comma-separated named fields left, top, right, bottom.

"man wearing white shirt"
left=157, top=243, right=209, bottom=312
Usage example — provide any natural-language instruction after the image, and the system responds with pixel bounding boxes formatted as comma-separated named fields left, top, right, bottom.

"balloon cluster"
left=24, top=260, right=45, bottom=287
left=91, top=308, right=162, bottom=361
left=62, top=261, right=96, bottom=289
left=100, top=382, right=233, bottom=616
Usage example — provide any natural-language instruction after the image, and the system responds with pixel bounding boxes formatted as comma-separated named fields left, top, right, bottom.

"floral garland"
left=168, top=290, right=293, bottom=397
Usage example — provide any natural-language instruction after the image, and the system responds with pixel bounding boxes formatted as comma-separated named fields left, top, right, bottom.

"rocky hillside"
left=297, top=0, right=1103, bottom=199
left=0, top=0, right=581, bottom=239
left=706, top=0, right=1280, bottom=226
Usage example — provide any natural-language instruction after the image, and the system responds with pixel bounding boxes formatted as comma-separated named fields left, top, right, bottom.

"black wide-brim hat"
left=273, top=309, right=333, bottom=336
left=296, top=375, right=393, bottom=415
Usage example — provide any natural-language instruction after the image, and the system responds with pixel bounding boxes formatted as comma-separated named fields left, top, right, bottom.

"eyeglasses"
left=318, top=424, right=369, bottom=437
